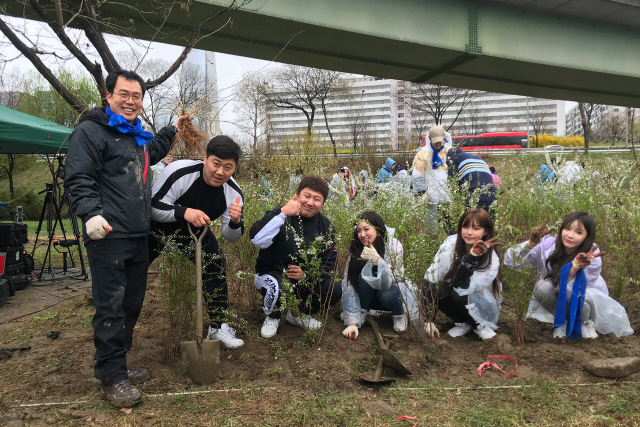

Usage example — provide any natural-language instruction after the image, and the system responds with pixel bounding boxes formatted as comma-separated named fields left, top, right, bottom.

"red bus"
left=420, top=132, right=529, bottom=150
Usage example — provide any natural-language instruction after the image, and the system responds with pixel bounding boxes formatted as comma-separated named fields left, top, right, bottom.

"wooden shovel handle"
left=366, top=315, right=387, bottom=350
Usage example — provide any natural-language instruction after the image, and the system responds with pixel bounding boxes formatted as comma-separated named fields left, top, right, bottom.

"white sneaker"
left=261, top=316, right=280, bottom=338
left=475, top=324, right=497, bottom=340
left=553, top=322, right=567, bottom=338
left=285, top=310, right=321, bottom=330
left=392, top=314, right=408, bottom=332
left=582, top=320, right=598, bottom=339
left=447, top=322, right=473, bottom=338
left=207, top=323, right=244, bottom=349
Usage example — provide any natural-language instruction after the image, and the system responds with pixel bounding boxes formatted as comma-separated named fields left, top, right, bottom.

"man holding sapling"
left=251, top=176, right=342, bottom=338
left=65, top=70, right=188, bottom=408
left=149, top=136, right=245, bottom=349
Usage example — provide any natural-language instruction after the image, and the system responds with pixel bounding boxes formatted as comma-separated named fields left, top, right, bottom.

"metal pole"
left=626, top=107, right=630, bottom=149
left=526, top=97, right=530, bottom=147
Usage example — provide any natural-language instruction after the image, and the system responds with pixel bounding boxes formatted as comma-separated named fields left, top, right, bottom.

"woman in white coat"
left=504, top=212, right=633, bottom=338
left=340, top=211, right=418, bottom=339
left=422, top=208, right=502, bottom=341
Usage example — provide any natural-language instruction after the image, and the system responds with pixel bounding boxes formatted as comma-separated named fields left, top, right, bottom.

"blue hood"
left=383, top=157, right=396, bottom=171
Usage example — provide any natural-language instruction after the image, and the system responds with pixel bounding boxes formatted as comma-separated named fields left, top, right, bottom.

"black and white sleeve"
left=250, top=207, right=286, bottom=249
left=221, top=177, right=245, bottom=243
left=151, top=160, right=201, bottom=222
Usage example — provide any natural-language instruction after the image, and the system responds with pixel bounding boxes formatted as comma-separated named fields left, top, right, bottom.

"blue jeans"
left=358, top=275, right=404, bottom=316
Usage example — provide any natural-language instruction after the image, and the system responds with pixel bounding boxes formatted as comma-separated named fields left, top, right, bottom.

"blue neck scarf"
left=431, top=142, right=445, bottom=169
left=554, top=262, right=587, bottom=339
left=105, top=107, right=153, bottom=146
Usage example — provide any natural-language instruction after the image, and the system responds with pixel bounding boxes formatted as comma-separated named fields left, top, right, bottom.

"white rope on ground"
left=391, top=381, right=627, bottom=391
left=15, top=387, right=278, bottom=408
left=14, top=381, right=635, bottom=408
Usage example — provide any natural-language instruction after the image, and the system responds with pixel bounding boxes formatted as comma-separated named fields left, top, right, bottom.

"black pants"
left=422, top=280, right=477, bottom=326
left=148, top=229, right=228, bottom=324
left=86, top=237, right=148, bottom=386
left=258, top=270, right=342, bottom=320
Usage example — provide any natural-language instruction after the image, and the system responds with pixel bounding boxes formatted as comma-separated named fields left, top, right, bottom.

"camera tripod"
left=31, top=182, right=87, bottom=280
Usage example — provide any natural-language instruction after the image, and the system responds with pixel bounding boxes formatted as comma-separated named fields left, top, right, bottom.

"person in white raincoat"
left=340, top=211, right=420, bottom=339
left=504, top=212, right=633, bottom=338
left=422, top=208, right=502, bottom=341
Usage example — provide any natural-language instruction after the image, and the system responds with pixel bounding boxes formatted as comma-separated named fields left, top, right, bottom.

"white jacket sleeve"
left=341, top=256, right=363, bottom=327
left=504, top=240, right=543, bottom=270
left=425, top=236, right=455, bottom=283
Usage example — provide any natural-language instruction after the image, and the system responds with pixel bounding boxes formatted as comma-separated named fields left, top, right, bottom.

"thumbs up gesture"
left=281, top=194, right=301, bottom=217
left=229, top=195, right=243, bottom=224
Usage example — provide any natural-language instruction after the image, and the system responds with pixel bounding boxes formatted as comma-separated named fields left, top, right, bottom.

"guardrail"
left=244, top=146, right=632, bottom=160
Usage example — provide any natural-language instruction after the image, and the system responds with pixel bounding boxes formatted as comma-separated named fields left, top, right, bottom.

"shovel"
left=181, top=224, right=220, bottom=385
left=367, top=315, right=412, bottom=376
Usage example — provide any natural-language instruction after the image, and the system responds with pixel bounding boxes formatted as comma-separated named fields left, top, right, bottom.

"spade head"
left=358, top=374, right=396, bottom=385
left=181, top=339, right=220, bottom=385
left=376, top=347, right=412, bottom=376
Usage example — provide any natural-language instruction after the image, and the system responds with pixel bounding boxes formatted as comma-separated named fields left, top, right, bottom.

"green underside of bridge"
left=5, top=0, right=640, bottom=106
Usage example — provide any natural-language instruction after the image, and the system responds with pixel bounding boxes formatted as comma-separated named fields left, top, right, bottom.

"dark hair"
left=297, top=176, right=329, bottom=202
left=545, top=212, right=597, bottom=284
left=489, top=166, right=496, bottom=173
left=347, top=211, right=387, bottom=294
left=265, top=170, right=271, bottom=174
left=106, top=70, right=147, bottom=96
left=205, top=135, right=242, bottom=165
left=296, top=169, right=303, bottom=176
left=443, top=209, right=501, bottom=298
left=337, top=168, right=345, bottom=174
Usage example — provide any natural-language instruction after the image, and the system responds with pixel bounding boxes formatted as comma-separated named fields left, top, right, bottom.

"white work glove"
left=361, top=246, right=380, bottom=264
left=342, top=325, right=359, bottom=340
left=86, top=215, right=112, bottom=240
left=424, top=322, right=440, bottom=339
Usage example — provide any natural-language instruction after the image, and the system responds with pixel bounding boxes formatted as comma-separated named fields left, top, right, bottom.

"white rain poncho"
left=504, top=235, right=633, bottom=337
left=341, top=227, right=420, bottom=329
left=425, top=234, right=502, bottom=330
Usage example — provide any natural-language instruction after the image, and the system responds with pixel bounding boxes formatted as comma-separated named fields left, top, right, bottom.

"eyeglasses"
left=112, top=91, right=143, bottom=102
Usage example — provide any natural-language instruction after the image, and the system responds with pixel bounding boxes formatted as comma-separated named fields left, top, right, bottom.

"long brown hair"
left=347, top=211, right=387, bottom=294
left=442, top=208, right=501, bottom=298
left=545, top=212, right=596, bottom=284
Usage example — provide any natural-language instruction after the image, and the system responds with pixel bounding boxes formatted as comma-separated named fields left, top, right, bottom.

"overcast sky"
left=1, top=16, right=577, bottom=136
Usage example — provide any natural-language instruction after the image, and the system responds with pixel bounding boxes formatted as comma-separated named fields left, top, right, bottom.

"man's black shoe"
left=101, top=379, right=142, bottom=408
left=93, top=367, right=151, bottom=386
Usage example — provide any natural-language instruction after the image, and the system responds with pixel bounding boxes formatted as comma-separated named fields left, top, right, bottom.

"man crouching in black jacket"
left=250, top=176, right=342, bottom=338
left=65, top=70, right=188, bottom=408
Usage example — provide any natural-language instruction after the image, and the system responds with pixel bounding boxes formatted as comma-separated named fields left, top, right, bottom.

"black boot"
left=101, top=379, right=142, bottom=408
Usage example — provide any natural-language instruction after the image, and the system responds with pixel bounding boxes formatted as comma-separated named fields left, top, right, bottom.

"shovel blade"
left=181, top=340, right=220, bottom=385
left=376, top=347, right=412, bottom=376
left=358, top=375, right=396, bottom=385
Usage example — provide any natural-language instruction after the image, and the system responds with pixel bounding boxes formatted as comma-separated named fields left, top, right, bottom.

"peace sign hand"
left=527, top=221, right=555, bottom=248
left=470, top=238, right=498, bottom=257
left=573, top=245, right=605, bottom=269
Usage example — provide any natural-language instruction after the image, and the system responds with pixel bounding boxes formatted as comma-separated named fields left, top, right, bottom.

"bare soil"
left=1, top=272, right=639, bottom=426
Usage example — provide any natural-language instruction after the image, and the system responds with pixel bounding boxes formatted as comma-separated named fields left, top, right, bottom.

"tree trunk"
left=579, top=103, right=590, bottom=154
left=321, top=101, right=337, bottom=157
left=2, top=154, right=17, bottom=198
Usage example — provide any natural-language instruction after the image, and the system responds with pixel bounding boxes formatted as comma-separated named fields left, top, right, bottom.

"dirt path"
left=0, top=273, right=639, bottom=426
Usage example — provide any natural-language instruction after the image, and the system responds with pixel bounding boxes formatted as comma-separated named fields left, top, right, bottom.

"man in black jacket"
left=250, top=176, right=341, bottom=338
left=65, top=70, right=186, bottom=408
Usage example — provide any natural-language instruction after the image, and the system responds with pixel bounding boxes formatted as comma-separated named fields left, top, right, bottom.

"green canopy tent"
left=0, top=105, right=73, bottom=154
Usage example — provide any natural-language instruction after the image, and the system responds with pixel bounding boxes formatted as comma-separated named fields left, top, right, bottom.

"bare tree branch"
left=0, top=17, right=87, bottom=114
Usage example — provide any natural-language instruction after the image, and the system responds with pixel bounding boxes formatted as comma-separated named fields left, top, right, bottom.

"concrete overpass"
left=5, top=0, right=640, bottom=106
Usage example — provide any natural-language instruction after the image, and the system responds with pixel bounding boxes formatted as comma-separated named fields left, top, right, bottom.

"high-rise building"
left=565, top=104, right=624, bottom=136
left=265, top=77, right=566, bottom=150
